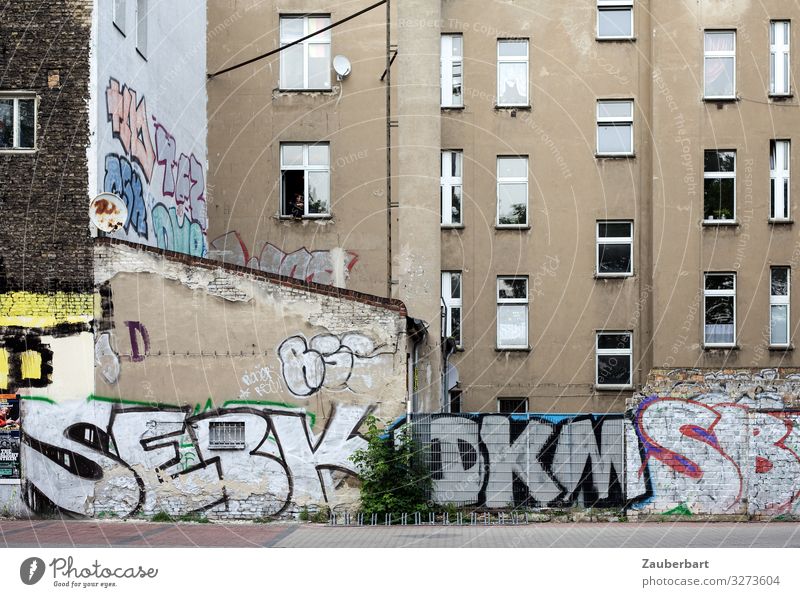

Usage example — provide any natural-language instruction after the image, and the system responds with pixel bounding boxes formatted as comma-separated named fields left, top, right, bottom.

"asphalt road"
left=2, top=519, right=799, bottom=548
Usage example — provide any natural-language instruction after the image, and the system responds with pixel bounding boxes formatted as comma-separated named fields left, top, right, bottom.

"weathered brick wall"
left=0, top=0, right=93, bottom=293
left=626, top=368, right=800, bottom=517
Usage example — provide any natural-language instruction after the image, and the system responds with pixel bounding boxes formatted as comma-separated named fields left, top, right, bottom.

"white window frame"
left=496, top=156, right=529, bottom=227
left=596, top=99, right=634, bottom=156
left=441, top=34, right=464, bottom=108
left=704, top=273, right=736, bottom=347
left=703, top=150, right=737, bottom=223
left=595, top=331, right=633, bottom=389
left=596, top=221, right=633, bottom=277
left=441, top=271, right=463, bottom=348
left=497, top=398, right=528, bottom=414
left=279, top=15, right=332, bottom=90
left=496, top=276, right=529, bottom=350
left=770, top=20, right=791, bottom=96
left=0, top=93, right=37, bottom=151
left=136, top=0, right=147, bottom=58
left=596, top=0, right=634, bottom=40
left=441, top=150, right=463, bottom=227
left=704, top=30, right=736, bottom=99
left=113, top=0, right=126, bottom=35
left=496, top=39, right=529, bottom=107
left=771, top=140, right=791, bottom=221
left=279, top=143, right=331, bottom=218
left=770, top=267, right=791, bottom=347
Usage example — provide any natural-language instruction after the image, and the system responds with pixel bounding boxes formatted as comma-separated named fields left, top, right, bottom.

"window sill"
left=768, top=93, right=793, bottom=100
left=702, top=219, right=738, bottom=227
left=442, top=105, right=466, bottom=111
left=0, top=148, right=37, bottom=154
left=594, top=272, right=634, bottom=279
left=703, top=344, right=739, bottom=351
left=595, top=153, right=635, bottom=159
left=495, top=225, right=530, bottom=230
left=441, top=224, right=465, bottom=230
left=596, top=36, right=636, bottom=42
left=769, top=345, right=794, bottom=351
left=595, top=384, right=633, bottom=392
left=277, top=88, right=335, bottom=94
left=769, top=218, right=793, bottom=225
left=113, top=22, right=126, bottom=37
left=278, top=215, right=333, bottom=221
left=495, top=346, right=531, bottom=352
left=0, top=479, right=21, bottom=485
left=494, top=105, right=531, bottom=111
left=703, top=96, right=738, bottom=103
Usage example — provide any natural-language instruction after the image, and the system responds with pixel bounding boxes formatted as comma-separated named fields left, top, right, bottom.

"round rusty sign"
left=89, top=193, right=127, bottom=232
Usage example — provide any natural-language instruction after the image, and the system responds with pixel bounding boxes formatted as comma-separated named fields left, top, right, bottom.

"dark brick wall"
left=0, top=0, right=93, bottom=293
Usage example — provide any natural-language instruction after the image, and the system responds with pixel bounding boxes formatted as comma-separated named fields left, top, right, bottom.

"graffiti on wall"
left=239, top=364, right=282, bottom=399
left=21, top=398, right=371, bottom=518
left=209, top=231, right=358, bottom=287
left=630, top=394, right=800, bottom=515
left=103, top=78, right=207, bottom=257
left=414, top=413, right=628, bottom=509
left=278, top=333, right=395, bottom=398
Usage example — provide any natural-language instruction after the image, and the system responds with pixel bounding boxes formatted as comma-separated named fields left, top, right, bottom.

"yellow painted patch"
left=0, top=348, right=8, bottom=388
left=0, top=291, right=93, bottom=327
left=21, top=351, right=42, bottom=380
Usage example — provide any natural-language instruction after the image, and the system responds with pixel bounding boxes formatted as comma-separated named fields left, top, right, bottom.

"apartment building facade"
left=207, top=0, right=800, bottom=416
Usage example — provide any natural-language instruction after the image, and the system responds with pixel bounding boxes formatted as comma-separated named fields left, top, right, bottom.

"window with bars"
left=209, top=421, right=246, bottom=450
left=497, top=398, right=528, bottom=414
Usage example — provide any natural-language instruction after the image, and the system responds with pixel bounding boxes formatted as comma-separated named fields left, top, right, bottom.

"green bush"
left=349, top=415, right=431, bottom=515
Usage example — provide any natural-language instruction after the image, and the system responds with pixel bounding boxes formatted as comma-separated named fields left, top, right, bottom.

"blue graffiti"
left=103, top=154, right=148, bottom=237
left=151, top=204, right=206, bottom=257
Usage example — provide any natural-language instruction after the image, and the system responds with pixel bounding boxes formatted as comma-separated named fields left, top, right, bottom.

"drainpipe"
left=406, top=317, right=428, bottom=414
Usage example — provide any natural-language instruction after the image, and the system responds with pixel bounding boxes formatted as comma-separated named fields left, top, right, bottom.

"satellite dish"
left=89, top=192, right=128, bottom=232
left=333, top=55, right=352, bottom=80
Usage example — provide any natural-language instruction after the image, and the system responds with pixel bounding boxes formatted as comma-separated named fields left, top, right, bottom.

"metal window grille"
left=209, top=421, right=246, bottom=449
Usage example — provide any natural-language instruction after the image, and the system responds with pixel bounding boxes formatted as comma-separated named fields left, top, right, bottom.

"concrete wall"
left=93, top=0, right=208, bottom=257
left=17, top=240, right=409, bottom=519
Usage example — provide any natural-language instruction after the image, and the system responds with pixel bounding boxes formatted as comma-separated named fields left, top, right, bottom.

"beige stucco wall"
left=18, top=241, right=408, bottom=519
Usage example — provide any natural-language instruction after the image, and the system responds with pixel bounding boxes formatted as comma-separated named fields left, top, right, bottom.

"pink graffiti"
left=105, top=79, right=156, bottom=181
left=209, top=231, right=358, bottom=287
left=153, top=119, right=207, bottom=230
left=635, top=396, right=800, bottom=514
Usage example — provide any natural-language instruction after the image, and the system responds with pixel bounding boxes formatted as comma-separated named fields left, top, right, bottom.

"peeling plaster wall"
left=17, top=241, right=408, bottom=519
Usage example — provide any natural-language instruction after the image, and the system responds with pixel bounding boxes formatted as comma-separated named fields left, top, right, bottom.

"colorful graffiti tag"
left=103, top=78, right=207, bottom=257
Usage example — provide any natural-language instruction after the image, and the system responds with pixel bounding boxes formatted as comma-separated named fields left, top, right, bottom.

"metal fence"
left=409, top=412, right=627, bottom=509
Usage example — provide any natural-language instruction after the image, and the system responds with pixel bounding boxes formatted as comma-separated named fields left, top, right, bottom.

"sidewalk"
left=2, top=519, right=799, bottom=548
